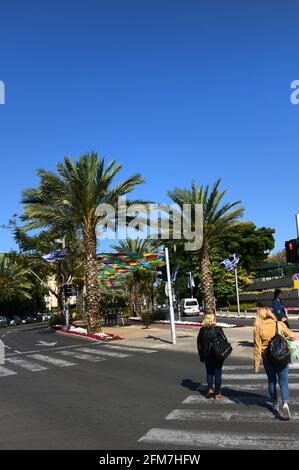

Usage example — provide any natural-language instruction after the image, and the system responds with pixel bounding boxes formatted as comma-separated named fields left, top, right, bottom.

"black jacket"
left=197, top=325, right=227, bottom=362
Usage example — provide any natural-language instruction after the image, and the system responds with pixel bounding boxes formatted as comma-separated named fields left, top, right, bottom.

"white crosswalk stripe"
left=57, top=350, right=106, bottom=363
left=78, top=347, right=130, bottom=358
left=6, top=357, right=48, bottom=372
left=138, top=429, right=299, bottom=450
left=223, top=364, right=299, bottom=370
left=196, top=383, right=299, bottom=391
left=99, top=345, right=157, bottom=354
left=28, top=354, right=76, bottom=367
left=138, top=362, right=299, bottom=449
left=0, top=365, right=17, bottom=377
left=0, top=343, right=157, bottom=379
left=165, top=408, right=299, bottom=422
left=183, top=394, right=299, bottom=406
left=223, top=373, right=299, bottom=380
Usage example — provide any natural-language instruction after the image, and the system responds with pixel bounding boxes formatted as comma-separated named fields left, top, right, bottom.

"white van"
left=179, top=298, right=200, bottom=316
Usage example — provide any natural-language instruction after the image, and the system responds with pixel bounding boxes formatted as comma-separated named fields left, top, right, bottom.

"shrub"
left=151, top=310, right=168, bottom=321
left=48, top=314, right=64, bottom=327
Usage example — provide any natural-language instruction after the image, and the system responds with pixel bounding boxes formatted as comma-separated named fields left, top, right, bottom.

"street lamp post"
left=165, top=247, right=176, bottom=345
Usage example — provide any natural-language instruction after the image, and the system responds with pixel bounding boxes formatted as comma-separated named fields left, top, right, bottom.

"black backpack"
left=209, top=327, right=232, bottom=361
left=267, top=322, right=290, bottom=367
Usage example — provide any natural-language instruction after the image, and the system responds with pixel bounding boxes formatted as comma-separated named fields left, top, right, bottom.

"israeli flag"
left=42, top=248, right=67, bottom=262
left=221, top=253, right=240, bottom=270
left=187, top=273, right=195, bottom=288
left=171, top=265, right=180, bottom=282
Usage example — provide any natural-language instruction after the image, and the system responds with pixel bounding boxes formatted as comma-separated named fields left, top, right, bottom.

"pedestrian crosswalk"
left=138, top=362, right=299, bottom=450
left=0, top=344, right=158, bottom=378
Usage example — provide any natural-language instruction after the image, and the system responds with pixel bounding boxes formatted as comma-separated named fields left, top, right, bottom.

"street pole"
left=174, top=244, right=181, bottom=321
left=165, top=247, right=176, bottom=345
left=234, top=267, right=240, bottom=317
left=296, top=214, right=299, bottom=308
left=56, top=237, right=69, bottom=329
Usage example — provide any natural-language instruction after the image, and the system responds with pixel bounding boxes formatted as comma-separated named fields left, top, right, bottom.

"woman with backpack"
left=197, top=313, right=232, bottom=400
left=254, top=307, right=295, bottom=419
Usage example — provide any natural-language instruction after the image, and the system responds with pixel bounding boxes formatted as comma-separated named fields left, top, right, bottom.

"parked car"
left=12, top=316, right=23, bottom=326
left=41, top=312, right=55, bottom=321
left=0, top=316, right=8, bottom=327
left=179, top=298, right=200, bottom=316
left=21, top=315, right=34, bottom=324
left=6, top=317, right=16, bottom=326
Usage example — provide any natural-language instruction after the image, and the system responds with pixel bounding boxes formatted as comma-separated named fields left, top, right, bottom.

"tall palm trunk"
left=77, top=284, right=85, bottom=318
left=199, top=244, right=216, bottom=315
left=83, top=228, right=100, bottom=332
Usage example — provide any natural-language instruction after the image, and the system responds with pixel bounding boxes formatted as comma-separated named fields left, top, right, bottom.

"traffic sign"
left=292, top=273, right=299, bottom=289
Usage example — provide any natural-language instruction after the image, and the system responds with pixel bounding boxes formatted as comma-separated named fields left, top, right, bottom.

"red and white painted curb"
left=53, top=326, right=124, bottom=341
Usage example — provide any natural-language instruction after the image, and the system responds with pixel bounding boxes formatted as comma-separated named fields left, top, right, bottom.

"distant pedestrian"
left=197, top=313, right=232, bottom=400
left=272, top=289, right=290, bottom=328
left=254, top=307, right=295, bottom=420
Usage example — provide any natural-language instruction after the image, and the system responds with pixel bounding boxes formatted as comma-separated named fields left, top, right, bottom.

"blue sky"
left=0, top=0, right=299, bottom=252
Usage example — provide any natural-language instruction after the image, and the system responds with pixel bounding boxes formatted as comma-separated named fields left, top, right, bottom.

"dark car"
left=11, top=316, right=22, bottom=326
left=21, top=315, right=33, bottom=324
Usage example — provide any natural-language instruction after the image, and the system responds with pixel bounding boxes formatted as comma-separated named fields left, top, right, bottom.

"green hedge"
left=48, top=314, right=64, bottom=327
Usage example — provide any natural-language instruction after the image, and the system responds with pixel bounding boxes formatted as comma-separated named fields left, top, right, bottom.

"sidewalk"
left=100, top=322, right=254, bottom=360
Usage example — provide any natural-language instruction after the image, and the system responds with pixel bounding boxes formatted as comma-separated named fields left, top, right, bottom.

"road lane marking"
left=57, top=350, right=106, bottom=363
left=165, top=409, right=299, bottom=422
left=183, top=394, right=269, bottom=405
left=196, top=383, right=299, bottom=391
left=78, top=348, right=130, bottom=358
left=100, top=345, right=157, bottom=354
left=182, top=394, right=299, bottom=406
left=223, top=373, right=299, bottom=380
left=138, top=429, right=299, bottom=449
left=6, top=357, right=48, bottom=372
left=223, top=364, right=299, bottom=370
left=28, top=354, right=76, bottom=367
left=0, top=366, right=17, bottom=377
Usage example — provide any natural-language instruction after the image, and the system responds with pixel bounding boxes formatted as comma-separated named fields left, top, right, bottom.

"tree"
left=212, top=221, right=275, bottom=271
left=110, top=238, right=153, bottom=254
left=267, top=249, right=286, bottom=264
left=0, top=254, right=33, bottom=301
left=167, top=179, right=244, bottom=315
left=21, top=153, right=144, bottom=331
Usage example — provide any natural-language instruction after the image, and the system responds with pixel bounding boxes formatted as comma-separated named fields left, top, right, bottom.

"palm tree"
left=167, top=179, right=244, bottom=315
left=0, top=254, right=33, bottom=300
left=21, top=153, right=144, bottom=331
left=110, top=237, right=153, bottom=254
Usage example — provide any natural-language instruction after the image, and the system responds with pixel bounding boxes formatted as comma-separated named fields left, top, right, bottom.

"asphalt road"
left=0, top=323, right=298, bottom=450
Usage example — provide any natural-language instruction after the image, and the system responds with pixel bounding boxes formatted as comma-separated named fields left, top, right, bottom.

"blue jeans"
left=263, top=357, right=289, bottom=403
left=204, top=357, right=223, bottom=394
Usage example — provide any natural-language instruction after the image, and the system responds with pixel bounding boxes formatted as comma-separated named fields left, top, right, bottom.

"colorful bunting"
left=96, top=252, right=165, bottom=287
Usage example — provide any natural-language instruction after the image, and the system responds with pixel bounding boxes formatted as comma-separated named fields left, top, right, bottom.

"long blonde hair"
left=202, top=313, right=216, bottom=327
left=254, top=307, right=276, bottom=329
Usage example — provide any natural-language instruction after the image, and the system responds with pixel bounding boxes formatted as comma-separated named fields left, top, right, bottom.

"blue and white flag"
left=221, top=253, right=240, bottom=270
left=42, top=248, right=67, bottom=262
left=171, top=265, right=180, bottom=282
left=187, top=273, right=195, bottom=288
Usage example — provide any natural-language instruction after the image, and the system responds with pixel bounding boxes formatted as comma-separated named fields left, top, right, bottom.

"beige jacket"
left=254, top=319, right=295, bottom=372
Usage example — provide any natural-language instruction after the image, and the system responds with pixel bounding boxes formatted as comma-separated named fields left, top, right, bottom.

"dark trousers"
left=204, top=357, right=224, bottom=394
